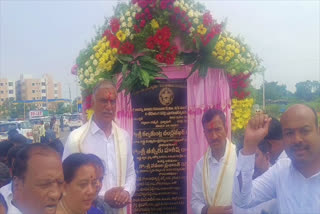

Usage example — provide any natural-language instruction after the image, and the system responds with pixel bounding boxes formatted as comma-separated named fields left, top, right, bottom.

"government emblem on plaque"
left=159, top=87, right=174, bottom=106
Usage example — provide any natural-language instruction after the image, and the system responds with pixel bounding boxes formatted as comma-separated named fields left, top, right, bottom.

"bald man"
left=233, top=104, right=320, bottom=213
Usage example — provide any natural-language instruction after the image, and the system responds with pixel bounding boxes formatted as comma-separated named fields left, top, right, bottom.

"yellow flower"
left=151, top=19, right=159, bottom=29
left=116, top=30, right=126, bottom=42
left=112, top=48, right=118, bottom=54
left=217, top=56, right=223, bottom=61
left=86, top=109, right=94, bottom=120
left=212, top=51, right=217, bottom=56
left=95, top=52, right=100, bottom=59
left=225, top=56, right=231, bottom=62
left=197, top=24, right=207, bottom=35
left=235, top=48, right=240, bottom=54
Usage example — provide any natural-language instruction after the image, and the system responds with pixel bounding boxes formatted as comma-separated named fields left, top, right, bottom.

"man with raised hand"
left=233, top=104, right=320, bottom=213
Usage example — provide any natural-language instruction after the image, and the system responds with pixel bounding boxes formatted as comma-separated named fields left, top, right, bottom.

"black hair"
left=9, top=134, right=27, bottom=145
left=0, top=141, right=13, bottom=158
left=202, top=108, right=226, bottom=128
left=45, top=139, right=64, bottom=158
left=12, top=144, right=58, bottom=179
left=264, top=117, right=282, bottom=140
left=87, top=154, right=105, bottom=175
left=258, top=140, right=272, bottom=155
left=7, top=145, right=24, bottom=169
left=0, top=162, right=11, bottom=187
left=7, top=129, right=18, bottom=141
left=62, top=153, right=96, bottom=184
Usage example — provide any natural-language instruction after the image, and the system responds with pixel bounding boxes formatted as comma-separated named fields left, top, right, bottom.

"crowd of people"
left=0, top=79, right=319, bottom=214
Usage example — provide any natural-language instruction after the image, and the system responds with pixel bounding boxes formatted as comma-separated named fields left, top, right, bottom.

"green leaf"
left=117, top=55, right=133, bottom=63
left=138, top=55, right=158, bottom=64
left=121, top=64, right=128, bottom=78
left=140, top=69, right=151, bottom=87
left=140, top=61, right=162, bottom=72
left=181, top=52, right=198, bottom=65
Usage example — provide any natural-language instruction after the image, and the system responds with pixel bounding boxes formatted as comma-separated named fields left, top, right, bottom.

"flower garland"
left=75, top=0, right=261, bottom=132
left=231, top=98, right=254, bottom=131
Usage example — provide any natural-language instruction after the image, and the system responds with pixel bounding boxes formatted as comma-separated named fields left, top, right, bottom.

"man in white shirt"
left=233, top=104, right=320, bottom=213
left=63, top=80, right=136, bottom=213
left=264, top=117, right=287, bottom=164
left=11, top=144, right=64, bottom=214
left=191, top=109, right=235, bottom=214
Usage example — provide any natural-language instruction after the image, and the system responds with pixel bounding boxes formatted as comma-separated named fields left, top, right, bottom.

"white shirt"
left=275, top=150, right=288, bottom=163
left=233, top=151, right=320, bottom=213
left=192, top=148, right=277, bottom=214
left=191, top=149, right=227, bottom=214
left=63, top=121, right=136, bottom=197
left=0, top=183, right=22, bottom=214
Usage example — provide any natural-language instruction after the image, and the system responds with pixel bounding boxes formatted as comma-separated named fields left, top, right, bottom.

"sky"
left=1, top=0, right=319, bottom=99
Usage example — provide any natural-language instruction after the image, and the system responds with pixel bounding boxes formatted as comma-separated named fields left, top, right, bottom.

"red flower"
left=134, top=24, right=141, bottom=33
left=144, top=8, right=150, bottom=14
left=203, top=12, right=213, bottom=27
left=137, top=0, right=148, bottom=8
left=174, top=6, right=180, bottom=14
left=110, top=18, right=120, bottom=33
left=109, top=35, right=120, bottom=49
left=119, top=42, right=135, bottom=55
left=147, top=14, right=153, bottom=20
left=181, top=10, right=186, bottom=17
left=180, top=23, right=187, bottom=31
left=140, top=20, right=146, bottom=28
left=146, top=36, right=155, bottom=49
left=160, top=41, right=170, bottom=52
left=135, top=13, right=141, bottom=20
left=102, top=29, right=112, bottom=39
left=170, top=46, right=178, bottom=56
left=156, top=53, right=165, bottom=63
left=160, top=0, right=168, bottom=9
left=165, top=53, right=175, bottom=64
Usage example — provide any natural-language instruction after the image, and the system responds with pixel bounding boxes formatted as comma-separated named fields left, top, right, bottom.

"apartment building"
left=0, top=78, right=16, bottom=105
left=15, top=74, right=62, bottom=109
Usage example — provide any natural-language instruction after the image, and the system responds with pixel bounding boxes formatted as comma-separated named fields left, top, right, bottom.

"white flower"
left=173, top=1, right=180, bottom=7
left=99, top=78, right=104, bottom=81
left=79, top=74, right=84, bottom=81
left=93, top=59, right=98, bottom=66
left=195, top=11, right=201, bottom=17
left=90, top=74, right=94, bottom=79
left=90, top=55, right=94, bottom=60
left=88, top=66, right=93, bottom=73
left=181, top=6, right=187, bottom=11
left=85, top=70, right=89, bottom=77
left=79, top=68, right=84, bottom=73
left=84, top=79, right=88, bottom=85
left=243, top=70, right=249, bottom=74
left=189, top=27, right=195, bottom=32
left=247, top=53, right=251, bottom=58
left=125, top=11, right=131, bottom=17
left=127, top=22, right=133, bottom=28
left=121, top=22, right=127, bottom=27
left=132, top=12, right=136, bottom=18
left=246, top=59, right=251, bottom=64
left=188, top=10, right=194, bottom=18
left=231, top=69, right=237, bottom=75
left=130, top=34, right=134, bottom=40
left=137, top=7, right=142, bottom=12
left=127, top=17, right=132, bottom=22
left=120, top=16, right=125, bottom=22
left=193, top=18, right=199, bottom=24
left=125, top=28, right=131, bottom=36
left=85, top=61, right=89, bottom=67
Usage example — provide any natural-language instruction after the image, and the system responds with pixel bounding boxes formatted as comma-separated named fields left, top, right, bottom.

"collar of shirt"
left=90, top=121, right=114, bottom=140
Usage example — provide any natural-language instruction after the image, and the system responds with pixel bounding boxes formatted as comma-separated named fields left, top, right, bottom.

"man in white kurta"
left=191, top=109, right=236, bottom=214
left=233, top=104, right=320, bottom=213
left=63, top=80, right=136, bottom=214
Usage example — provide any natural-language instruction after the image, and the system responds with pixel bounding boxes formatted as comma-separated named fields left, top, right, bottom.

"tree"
left=295, top=80, right=319, bottom=101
